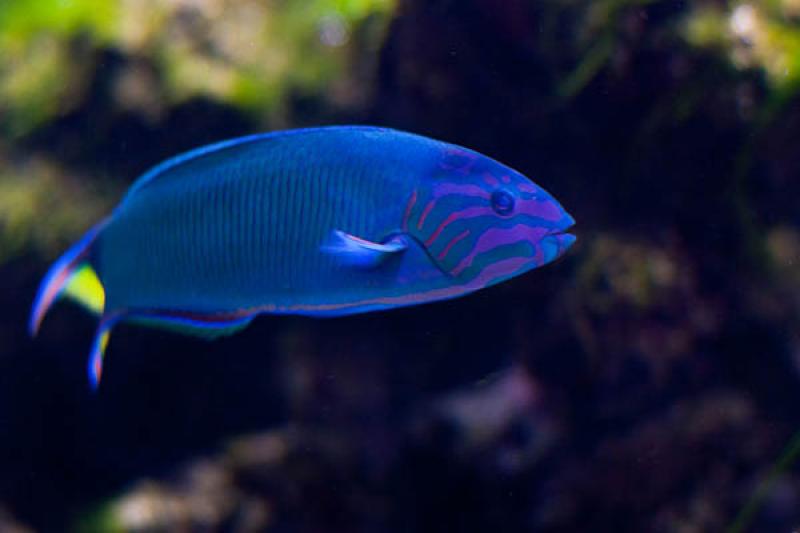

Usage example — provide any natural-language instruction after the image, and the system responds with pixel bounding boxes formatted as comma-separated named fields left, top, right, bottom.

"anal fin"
left=129, top=311, right=254, bottom=340
left=87, top=309, right=256, bottom=390
left=88, top=312, right=123, bottom=390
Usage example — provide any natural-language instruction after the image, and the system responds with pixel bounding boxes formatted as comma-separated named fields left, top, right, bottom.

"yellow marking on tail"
left=63, top=264, right=105, bottom=315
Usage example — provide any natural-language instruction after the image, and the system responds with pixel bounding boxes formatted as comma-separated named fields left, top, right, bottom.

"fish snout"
left=538, top=213, right=576, bottom=265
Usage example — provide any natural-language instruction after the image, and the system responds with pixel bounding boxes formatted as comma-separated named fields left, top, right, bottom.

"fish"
left=30, top=126, right=576, bottom=388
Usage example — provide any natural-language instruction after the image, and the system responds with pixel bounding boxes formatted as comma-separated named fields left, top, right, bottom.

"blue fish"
left=30, top=127, right=575, bottom=388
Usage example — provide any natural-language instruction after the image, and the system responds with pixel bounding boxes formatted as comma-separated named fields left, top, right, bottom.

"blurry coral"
left=80, top=458, right=272, bottom=532
left=0, top=0, right=396, bottom=264
left=685, top=1, right=800, bottom=94
left=0, top=154, right=113, bottom=262
left=0, top=507, right=33, bottom=533
left=543, top=391, right=791, bottom=532
left=78, top=365, right=562, bottom=533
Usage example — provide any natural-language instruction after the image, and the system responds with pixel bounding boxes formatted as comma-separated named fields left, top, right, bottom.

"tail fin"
left=29, top=220, right=108, bottom=336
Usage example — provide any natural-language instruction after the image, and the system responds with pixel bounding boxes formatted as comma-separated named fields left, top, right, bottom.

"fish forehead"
left=413, top=151, right=563, bottom=238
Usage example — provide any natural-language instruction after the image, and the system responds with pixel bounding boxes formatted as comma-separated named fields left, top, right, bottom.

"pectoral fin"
left=321, top=230, right=407, bottom=268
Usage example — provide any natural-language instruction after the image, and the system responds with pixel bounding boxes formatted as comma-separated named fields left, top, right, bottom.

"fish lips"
left=538, top=216, right=576, bottom=265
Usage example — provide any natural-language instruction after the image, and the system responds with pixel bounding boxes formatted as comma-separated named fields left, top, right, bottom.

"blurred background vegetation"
left=2, top=0, right=800, bottom=532
left=0, top=0, right=395, bottom=263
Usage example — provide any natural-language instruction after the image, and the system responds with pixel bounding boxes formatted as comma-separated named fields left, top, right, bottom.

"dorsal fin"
left=123, top=126, right=396, bottom=201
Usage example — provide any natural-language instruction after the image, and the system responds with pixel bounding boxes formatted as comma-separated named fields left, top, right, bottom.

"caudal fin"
left=29, top=220, right=108, bottom=336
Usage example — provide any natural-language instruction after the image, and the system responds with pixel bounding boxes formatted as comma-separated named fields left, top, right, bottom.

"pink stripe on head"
left=483, top=173, right=500, bottom=187
left=438, top=230, right=470, bottom=261
left=402, top=190, right=417, bottom=231
left=501, top=175, right=511, bottom=184
left=465, top=256, right=531, bottom=288
left=532, top=242, right=544, bottom=265
left=451, top=224, right=546, bottom=276
left=416, top=185, right=490, bottom=233
left=424, top=206, right=495, bottom=247
left=417, top=200, right=437, bottom=230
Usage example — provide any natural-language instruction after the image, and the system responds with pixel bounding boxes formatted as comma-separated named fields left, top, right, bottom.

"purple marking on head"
left=465, top=255, right=531, bottom=288
left=413, top=185, right=490, bottom=232
left=421, top=192, right=563, bottom=246
left=501, top=175, right=512, bottom=184
left=483, top=174, right=500, bottom=187
left=517, top=183, right=538, bottom=194
left=441, top=148, right=479, bottom=174
left=450, top=224, right=547, bottom=276
left=516, top=197, right=563, bottom=222
left=531, top=242, right=544, bottom=266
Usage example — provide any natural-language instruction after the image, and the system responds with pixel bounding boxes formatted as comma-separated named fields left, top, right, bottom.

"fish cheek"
left=458, top=240, right=539, bottom=285
left=394, top=232, right=456, bottom=284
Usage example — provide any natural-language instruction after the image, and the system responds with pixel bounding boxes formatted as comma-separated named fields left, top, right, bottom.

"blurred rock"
left=92, top=459, right=271, bottom=532
left=433, top=365, right=559, bottom=468
left=539, top=391, right=785, bottom=532
left=0, top=507, right=33, bottom=533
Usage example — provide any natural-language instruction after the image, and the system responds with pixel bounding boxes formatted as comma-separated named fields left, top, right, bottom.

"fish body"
left=30, top=126, right=575, bottom=387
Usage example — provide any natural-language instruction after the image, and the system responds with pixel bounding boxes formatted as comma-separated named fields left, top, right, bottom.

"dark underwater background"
left=2, top=0, right=800, bottom=531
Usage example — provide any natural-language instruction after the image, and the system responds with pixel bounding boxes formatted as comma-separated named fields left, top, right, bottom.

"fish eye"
left=490, top=190, right=515, bottom=216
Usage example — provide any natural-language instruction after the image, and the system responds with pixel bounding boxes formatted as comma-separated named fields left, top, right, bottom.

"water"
left=1, top=0, right=800, bottom=531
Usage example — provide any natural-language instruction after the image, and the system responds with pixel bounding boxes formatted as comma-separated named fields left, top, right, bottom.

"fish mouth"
left=544, top=230, right=576, bottom=250
left=539, top=217, right=576, bottom=261
left=551, top=231, right=576, bottom=249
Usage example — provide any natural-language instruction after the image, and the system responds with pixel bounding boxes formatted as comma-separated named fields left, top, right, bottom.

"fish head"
left=405, top=146, right=575, bottom=288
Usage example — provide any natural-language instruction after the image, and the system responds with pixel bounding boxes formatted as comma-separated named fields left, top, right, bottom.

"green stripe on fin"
left=129, top=312, right=255, bottom=340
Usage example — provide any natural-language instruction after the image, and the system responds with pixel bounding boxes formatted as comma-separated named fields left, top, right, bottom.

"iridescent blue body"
left=30, top=126, right=575, bottom=387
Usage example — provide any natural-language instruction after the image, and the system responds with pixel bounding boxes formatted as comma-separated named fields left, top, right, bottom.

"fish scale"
left=99, top=130, right=415, bottom=312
